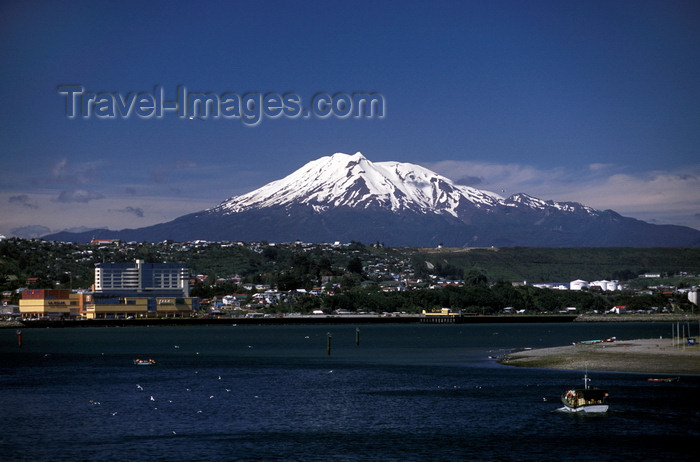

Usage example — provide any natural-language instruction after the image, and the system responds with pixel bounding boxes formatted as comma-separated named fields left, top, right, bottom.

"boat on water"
left=559, top=374, right=609, bottom=414
left=647, top=377, right=680, bottom=383
left=133, top=358, right=156, bottom=366
left=575, top=337, right=616, bottom=345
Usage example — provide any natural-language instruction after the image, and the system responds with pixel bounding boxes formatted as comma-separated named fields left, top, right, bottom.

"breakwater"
left=3, top=314, right=578, bottom=329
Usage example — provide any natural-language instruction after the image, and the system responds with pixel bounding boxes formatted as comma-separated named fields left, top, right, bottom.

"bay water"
left=1, top=322, right=698, bottom=461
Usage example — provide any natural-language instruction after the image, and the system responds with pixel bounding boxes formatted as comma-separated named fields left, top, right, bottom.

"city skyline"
left=1, top=1, right=699, bottom=238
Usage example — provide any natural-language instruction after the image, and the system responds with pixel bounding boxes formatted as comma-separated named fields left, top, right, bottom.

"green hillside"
left=1, top=239, right=698, bottom=315
left=412, top=247, right=700, bottom=283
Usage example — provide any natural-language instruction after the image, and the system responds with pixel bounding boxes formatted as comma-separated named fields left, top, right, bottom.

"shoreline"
left=2, top=313, right=698, bottom=329
left=499, top=338, right=700, bottom=375
left=0, top=314, right=577, bottom=329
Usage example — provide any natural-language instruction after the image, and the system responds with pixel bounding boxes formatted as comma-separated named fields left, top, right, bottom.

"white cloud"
left=426, top=160, right=569, bottom=195
left=8, top=194, right=38, bottom=209
left=33, top=157, right=100, bottom=186
left=56, top=190, right=104, bottom=203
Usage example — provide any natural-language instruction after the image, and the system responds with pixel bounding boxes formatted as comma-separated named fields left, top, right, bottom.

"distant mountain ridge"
left=44, top=152, right=700, bottom=247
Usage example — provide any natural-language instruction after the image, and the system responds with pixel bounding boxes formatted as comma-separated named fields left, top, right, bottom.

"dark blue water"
left=1, top=323, right=698, bottom=461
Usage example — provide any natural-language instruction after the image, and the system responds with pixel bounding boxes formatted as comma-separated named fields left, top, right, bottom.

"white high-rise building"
left=94, top=259, right=189, bottom=297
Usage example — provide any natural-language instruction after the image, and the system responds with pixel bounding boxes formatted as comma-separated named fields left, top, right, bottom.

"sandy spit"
left=499, top=338, right=700, bottom=375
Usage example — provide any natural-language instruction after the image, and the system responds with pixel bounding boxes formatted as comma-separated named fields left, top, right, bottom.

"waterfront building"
left=87, top=260, right=196, bottom=319
left=95, top=259, right=189, bottom=296
left=82, top=292, right=199, bottom=319
left=19, top=289, right=86, bottom=319
left=20, top=260, right=199, bottom=319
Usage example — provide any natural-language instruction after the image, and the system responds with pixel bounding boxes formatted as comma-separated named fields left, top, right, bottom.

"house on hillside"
left=608, top=305, right=627, bottom=314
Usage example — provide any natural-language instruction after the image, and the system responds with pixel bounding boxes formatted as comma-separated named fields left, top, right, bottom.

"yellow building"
left=19, top=289, right=85, bottom=319
left=20, top=290, right=198, bottom=319
left=82, top=293, right=197, bottom=319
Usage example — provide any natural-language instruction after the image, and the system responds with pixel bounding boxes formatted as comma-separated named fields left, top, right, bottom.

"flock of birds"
left=87, top=343, right=266, bottom=428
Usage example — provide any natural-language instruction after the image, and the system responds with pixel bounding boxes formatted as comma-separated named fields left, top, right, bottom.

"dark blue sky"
left=1, top=0, right=699, bottom=237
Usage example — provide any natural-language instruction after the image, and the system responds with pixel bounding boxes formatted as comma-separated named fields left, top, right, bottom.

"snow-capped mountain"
left=213, top=152, right=503, bottom=216
left=210, top=152, right=600, bottom=223
left=44, top=152, right=700, bottom=246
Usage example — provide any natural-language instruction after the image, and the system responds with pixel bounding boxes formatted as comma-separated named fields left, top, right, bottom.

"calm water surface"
left=1, top=322, right=698, bottom=461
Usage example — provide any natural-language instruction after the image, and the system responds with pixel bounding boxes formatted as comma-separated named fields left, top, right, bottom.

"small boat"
left=647, top=377, right=680, bottom=383
left=576, top=337, right=615, bottom=345
left=559, top=373, right=609, bottom=414
left=133, top=358, right=156, bottom=366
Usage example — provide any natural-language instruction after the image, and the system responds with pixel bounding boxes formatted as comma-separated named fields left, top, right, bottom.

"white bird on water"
left=150, top=395, right=155, bottom=401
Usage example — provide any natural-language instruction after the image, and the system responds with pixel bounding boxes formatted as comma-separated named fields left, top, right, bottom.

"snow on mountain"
left=503, top=193, right=599, bottom=216
left=214, top=152, right=505, bottom=217
left=212, top=152, right=600, bottom=220
left=41, top=152, right=700, bottom=246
